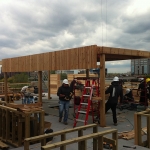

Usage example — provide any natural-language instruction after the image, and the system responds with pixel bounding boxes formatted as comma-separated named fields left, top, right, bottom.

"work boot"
left=114, top=123, right=118, bottom=126
left=59, top=118, right=62, bottom=122
left=64, top=122, right=68, bottom=125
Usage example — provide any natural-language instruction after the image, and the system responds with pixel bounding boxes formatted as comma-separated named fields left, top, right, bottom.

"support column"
left=86, top=69, right=89, bottom=78
left=48, top=70, right=51, bottom=100
left=38, top=71, right=42, bottom=103
left=100, top=54, right=106, bottom=127
left=4, top=72, right=8, bottom=103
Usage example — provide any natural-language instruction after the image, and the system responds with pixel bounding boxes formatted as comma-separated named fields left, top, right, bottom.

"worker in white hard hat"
left=57, top=79, right=72, bottom=125
left=105, top=76, right=123, bottom=126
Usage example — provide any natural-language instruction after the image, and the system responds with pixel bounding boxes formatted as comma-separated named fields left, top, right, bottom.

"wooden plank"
left=43, top=52, right=50, bottom=71
left=134, top=113, right=138, bottom=145
left=51, top=52, right=56, bottom=70
left=91, top=45, right=97, bottom=69
left=25, top=56, right=31, bottom=72
left=30, top=54, right=38, bottom=71
left=6, top=110, right=10, bottom=141
left=25, top=113, right=30, bottom=138
left=55, top=51, right=60, bottom=70
left=18, top=114, right=23, bottom=146
left=100, top=54, right=106, bottom=127
left=98, top=136, right=103, bottom=150
left=37, top=53, right=44, bottom=71
left=112, top=131, right=118, bottom=150
left=110, top=48, right=119, bottom=54
left=123, top=49, right=132, bottom=55
left=41, top=129, right=117, bottom=150
left=0, top=140, right=9, bottom=149
left=18, top=56, right=26, bottom=72
left=38, top=71, right=42, bottom=103
left=74, top=48, right=79, bottom=69
left=147, top=116, right=150, bottom=148
left=60, top=134, right=66, bottom=150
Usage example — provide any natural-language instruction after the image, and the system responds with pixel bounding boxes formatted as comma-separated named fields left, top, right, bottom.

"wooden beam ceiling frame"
left=97, top=46, right=150, bottom=61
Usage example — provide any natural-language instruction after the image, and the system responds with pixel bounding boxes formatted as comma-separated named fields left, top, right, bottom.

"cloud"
left=0, top=0, right=150, bottom=73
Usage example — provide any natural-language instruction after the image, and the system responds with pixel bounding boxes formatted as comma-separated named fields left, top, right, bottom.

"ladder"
left=73, top=79, right=99, bottom=127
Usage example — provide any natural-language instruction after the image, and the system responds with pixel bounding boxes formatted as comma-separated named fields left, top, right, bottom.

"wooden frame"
left=2, top=45, right=150, bottom=127
left=134, top=109, right=150, bottom=148
left=24, top=123, right=118, bottom=150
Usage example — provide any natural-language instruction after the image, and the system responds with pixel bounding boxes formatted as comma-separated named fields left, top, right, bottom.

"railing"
left=134, top=109, right=150, bottom=148
left=24, top=124, right=118, bottom=150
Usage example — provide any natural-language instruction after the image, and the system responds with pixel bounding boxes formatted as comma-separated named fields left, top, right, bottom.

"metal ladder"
left=73, top=79, right=98, bottom=127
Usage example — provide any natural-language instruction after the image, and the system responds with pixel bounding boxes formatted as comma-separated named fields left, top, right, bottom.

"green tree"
left=13, top=73, right=28, bottom=83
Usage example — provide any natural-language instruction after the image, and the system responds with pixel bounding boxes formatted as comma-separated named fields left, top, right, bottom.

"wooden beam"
left=100, top=54, right=106, bottom=127
left=4, top=72, right=8, bottom=103
left=0, top=60, right=2, bottom=65
left=48, top=71, right=51, bottom=100
left=38, top=71, right=42, bottom=103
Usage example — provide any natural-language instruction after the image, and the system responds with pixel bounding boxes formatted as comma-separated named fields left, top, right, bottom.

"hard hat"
left=125, top=88, right=131, bottom=94
left=146, top=78, right=150, bottom=83
left=63, top=79, right=69, bottom=84
left=113, top=76, right=119, bottom=81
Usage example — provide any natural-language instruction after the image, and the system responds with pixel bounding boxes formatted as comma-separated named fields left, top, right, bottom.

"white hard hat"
left=113, top=76, right=119, bottom=81
left=125, top=88, right=131, bottom=94
left=63, top=79, right=69, bottom=84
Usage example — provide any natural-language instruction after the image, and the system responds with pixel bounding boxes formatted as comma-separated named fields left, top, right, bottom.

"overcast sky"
left=0, top=0, right=150, bottom=73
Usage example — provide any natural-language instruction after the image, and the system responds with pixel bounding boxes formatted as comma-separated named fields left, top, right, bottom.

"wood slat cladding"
left=2, top=45, right=150, bottom=72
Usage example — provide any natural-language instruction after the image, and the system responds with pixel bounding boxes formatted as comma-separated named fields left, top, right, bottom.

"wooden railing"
left=134, top=109, right=150, bottom=148
left=24, top=124, right=118, bottom=150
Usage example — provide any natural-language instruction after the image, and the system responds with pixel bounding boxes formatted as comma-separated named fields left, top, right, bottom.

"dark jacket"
left=105, top=81, right=123, bottom=103
left=57, top=85, right=72, bottom=101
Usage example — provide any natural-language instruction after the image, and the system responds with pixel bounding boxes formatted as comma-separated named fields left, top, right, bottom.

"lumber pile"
left=7, top=102, right=42, bottom=112
left=118, top=127, right=147, bottom=140
left=0, top=140, right=9, bottom=150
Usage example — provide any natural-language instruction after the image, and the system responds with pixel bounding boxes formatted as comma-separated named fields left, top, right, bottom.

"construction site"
left=1, top=45, right=150, bottom=150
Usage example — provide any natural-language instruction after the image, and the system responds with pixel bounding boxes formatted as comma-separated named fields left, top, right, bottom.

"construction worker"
left=105, top=76, right=123, bottom=126
left=146, top=78, right=150, bottom=101
left=137, top=78, right=147, bottom=105
left=57, top=79, right=73, bottom=125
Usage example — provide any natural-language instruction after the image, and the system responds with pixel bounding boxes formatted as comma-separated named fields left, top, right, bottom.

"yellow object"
left=146, top=78, right=150, bottom=83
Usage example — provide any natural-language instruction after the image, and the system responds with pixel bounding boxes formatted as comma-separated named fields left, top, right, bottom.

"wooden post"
left=6, top=110, right=10, bottom=141
left=25, top=113, right=30, bottom=138
left=38, top=71, right=42, bottom=103
left=134, top=113, right=138, bottom=145
left=112, top=131, right=118, bottom=150
left=78, top=130, right=83, bottom=150
left=93, top=125, right=98, bottom=150
left=100, top=54, right=106, bottom=127
left=61, top=134, right=66, bottom=150
left=48, top=71, right=51, bottom=100
left=98, top=136, right=103, bottom=150
left=4, top=72, right=8, bottom=103
left=86, top=69, right=89, bottom=78
left=147, top=116, right=150, bottom=148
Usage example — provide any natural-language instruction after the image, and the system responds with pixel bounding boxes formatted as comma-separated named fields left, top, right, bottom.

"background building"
left=131, top=59, right=150, bottom=75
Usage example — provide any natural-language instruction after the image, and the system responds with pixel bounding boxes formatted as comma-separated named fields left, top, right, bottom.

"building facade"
left=131, top=59, right=150, bottom=75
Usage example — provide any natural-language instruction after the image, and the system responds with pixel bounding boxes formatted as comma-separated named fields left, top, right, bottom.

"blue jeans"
left=22, top=97, right=32, bottom=104
left=59, top=100, right=70, bottom=123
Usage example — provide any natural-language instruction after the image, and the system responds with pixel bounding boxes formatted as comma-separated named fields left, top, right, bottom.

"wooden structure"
left=2, top=45, right=150, bottom=126
left=134, top=109, right=150, bottom=148
left=24, top=123, right=118, bottom=150
left=0, top=102, right=45, bottom=147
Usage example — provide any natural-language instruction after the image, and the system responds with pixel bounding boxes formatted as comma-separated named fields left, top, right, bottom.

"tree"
left=13, top=73, right=28, bottom=83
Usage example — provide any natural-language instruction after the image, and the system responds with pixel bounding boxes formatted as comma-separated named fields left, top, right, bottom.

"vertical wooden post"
left=48, top=71, right=51, bottom=100
left=25, top=113, right=30, bottom=138
left=86, top=69, right=89, bottom=78
left=6, top=110, right=10, bottom=141
left=4, top=72, right=8, bottom=103
left=97, top=136, right=103, bottom=150
left=134, top=113, right=138, bottom=145
left=78, top=130, right=83, bottom=150
left=100, top=54, right=106, bottom=127
left=93, top=125, right=98, bottom=150
left=18, top=114, right=22, bottom=146
left=38, top=71, right=42, bottom=103
left=112, top=131, right=118, bottom=150
left=60, top=134, right=66, bottom=150
left=147, top=116, right=150, bottom=148
left=39, top=110, right=45, bottom=146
